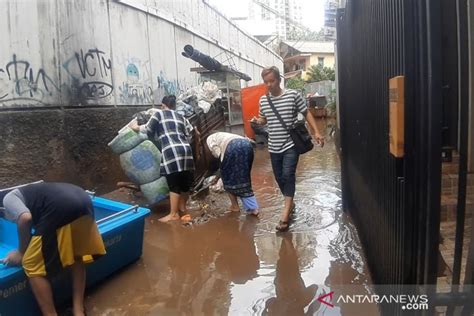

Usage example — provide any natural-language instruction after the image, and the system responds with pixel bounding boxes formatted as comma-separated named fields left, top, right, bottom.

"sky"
left=206, top=0, right=325, bottom=32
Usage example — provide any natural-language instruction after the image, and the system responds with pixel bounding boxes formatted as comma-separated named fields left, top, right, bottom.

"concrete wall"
left=0, top=0, right=282, bottom=192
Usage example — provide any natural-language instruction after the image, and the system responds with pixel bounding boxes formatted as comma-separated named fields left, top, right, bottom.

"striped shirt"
left=141, top=109, right=195, bottom=175
left=258, top=89, right=307, bottom=153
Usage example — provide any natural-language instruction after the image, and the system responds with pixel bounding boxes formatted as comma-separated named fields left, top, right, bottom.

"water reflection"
left=150, top=213, right=260, bottom=315
left=87, top=135, right=374, bottom=315
left=263, top=234, right=320, bottom=315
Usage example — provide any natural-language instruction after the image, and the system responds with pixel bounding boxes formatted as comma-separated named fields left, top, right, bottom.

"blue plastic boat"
left=0, top=182, right=150, bottom=315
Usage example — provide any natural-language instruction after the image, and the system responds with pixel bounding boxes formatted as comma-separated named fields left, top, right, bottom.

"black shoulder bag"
left=266, top=95, right=314, bottom=154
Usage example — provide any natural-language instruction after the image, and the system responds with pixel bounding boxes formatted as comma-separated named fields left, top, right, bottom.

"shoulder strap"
left=266, top=95, right=289, bottom=131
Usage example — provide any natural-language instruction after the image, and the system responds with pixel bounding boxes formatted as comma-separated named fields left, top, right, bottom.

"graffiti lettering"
left=74, top=48, right=111, bottom=79
left=0, top=54, right=60, bottom=103
left=62, top=48, right=113, bottom=101
left=156, top=73, right=181, bottom=96
left=119, top=83, right=153, bottom=105
left=0, top=69, right=8, bottom=99
left=155, top=72, right=190, bottom=103
left=79, top=81, right=114, bottom=100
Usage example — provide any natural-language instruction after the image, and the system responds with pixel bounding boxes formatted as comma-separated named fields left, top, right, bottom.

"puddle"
left=86, top=128, right=378, bottom=315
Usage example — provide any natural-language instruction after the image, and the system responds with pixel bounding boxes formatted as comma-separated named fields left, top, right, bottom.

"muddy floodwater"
left=87, top=131, right=379, bottom=315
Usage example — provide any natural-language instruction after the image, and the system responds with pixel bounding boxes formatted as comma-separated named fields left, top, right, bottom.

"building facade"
left=231, top=0, right=304, bottom=40
left=280, top=41, right=335, bottom=80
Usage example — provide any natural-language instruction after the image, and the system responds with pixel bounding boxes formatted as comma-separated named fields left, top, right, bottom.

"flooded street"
left=87, top=132, right=378, bottom=315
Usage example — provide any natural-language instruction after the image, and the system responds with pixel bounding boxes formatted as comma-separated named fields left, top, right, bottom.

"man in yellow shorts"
left=1, top=182, right=106, bottom=316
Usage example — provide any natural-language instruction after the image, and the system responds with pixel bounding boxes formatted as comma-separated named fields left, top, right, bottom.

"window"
left=318, top=57, right=325, bottom=67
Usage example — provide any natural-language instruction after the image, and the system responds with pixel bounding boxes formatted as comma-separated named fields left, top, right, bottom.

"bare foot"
left=158, top=213, right=180, bottom=222
left=228, top=206, right=240, bottom=212
left=246, top=209, right=260, bottom=217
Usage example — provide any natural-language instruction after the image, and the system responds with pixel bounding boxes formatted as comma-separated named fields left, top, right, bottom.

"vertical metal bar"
left=421, top=0, right=444, bottom=314
left=463, top=213, right=474, bottom=316
left=424, top=0, right=443, bottom=287
left=413, top=0, right=429, bottom=287
left=451, top=0, right=469, bottom=287
left=402, top=0, right=417, bottom=285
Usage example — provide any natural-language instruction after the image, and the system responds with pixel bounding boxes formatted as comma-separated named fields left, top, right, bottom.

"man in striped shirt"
left=252, top=66, right=324, bottom=232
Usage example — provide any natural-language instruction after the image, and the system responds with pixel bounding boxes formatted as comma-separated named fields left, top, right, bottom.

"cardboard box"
left=389, top=76, right=404, bottom=157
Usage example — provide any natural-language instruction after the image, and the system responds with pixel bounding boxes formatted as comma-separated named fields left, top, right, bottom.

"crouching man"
left=1, top=182, right=106, bottom=316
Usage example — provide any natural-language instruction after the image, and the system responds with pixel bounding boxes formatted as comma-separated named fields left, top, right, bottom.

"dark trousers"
left=270, top=147, right=300, bottom=198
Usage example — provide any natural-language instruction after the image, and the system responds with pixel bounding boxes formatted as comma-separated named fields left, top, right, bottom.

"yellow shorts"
left=22, top=215, right=106, bottom=277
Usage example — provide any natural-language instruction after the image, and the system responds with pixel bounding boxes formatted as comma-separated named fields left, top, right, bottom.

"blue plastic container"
left=0, top=185, right=150, bottom=316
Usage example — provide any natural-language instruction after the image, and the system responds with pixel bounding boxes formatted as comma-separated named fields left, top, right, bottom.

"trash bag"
left=119, top=140, right=162, bottom=184
left=175, top=100, right=195, bottom=117
left=108, top=122, right=169, bottom=205
left=108, top=126, right=148, bottom=155
left=140, top=177, right=169, bottom=204
left=198, top=100, right=212, bottom=113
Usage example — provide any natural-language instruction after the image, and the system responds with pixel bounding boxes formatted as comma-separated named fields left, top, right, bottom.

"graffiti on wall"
left=62, top=48, right=113, bottom=103
left=117, top=58, right=153, bottom=105
left=0, top=48, right=114, bottom=106
left=0, top=54, right=60, bottom=104
left=0, top=50, right=193, bottom=107
left=155, top=71, right=189, bottom=102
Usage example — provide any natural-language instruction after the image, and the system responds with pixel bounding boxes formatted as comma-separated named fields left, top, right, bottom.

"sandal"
left=276, top=220, right=290, bottom=232
left=180, top=214, right=192, bottom=222
left=246, top=209, right=260, bottom=217
left=290, top=203, right=296, bottom=217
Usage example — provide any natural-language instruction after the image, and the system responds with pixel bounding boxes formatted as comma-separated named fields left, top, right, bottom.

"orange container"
left=241, top=84, right=267, bottom=139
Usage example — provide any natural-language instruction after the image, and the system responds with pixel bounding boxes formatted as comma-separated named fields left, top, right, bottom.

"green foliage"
left=306, top=65, right=336, bottom=82
left=287, top=28, right=325, bottom=41
left=285, top=77, right=306, bottom=92
left=325, top=88, right=337, bottom=116
left=326, top=100, right=336, bottom=116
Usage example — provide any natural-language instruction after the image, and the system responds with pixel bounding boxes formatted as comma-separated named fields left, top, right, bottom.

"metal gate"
left=336, top=0, right=472, bottom=314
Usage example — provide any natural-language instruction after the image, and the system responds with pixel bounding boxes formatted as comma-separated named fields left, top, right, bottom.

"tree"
left=285, top=77, right=306, bottom=92
left=306, top=65, right=335, bottom=82
left=287, top=28, right=326, bottom=41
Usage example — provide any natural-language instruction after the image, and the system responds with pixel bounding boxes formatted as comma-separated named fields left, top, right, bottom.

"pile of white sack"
left=108, top=126, right=169, bottom=205
left=177, top=81, right=222, bottom=114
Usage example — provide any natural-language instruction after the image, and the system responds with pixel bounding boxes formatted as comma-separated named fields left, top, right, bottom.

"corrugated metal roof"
left=282, top=40, right=335, bottom=54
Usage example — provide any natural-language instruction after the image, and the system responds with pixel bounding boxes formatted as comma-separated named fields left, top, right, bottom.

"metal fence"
left=305, top=80, right=336, bottom=101
left=337, top=0, right=472, bottom=314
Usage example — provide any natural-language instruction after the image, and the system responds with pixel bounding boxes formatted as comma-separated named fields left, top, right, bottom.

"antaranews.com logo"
left=317, top=291, right=429, bottom=311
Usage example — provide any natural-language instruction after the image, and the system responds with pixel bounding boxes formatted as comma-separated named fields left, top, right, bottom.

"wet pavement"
left=86, top=128, right=379, bottom=315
